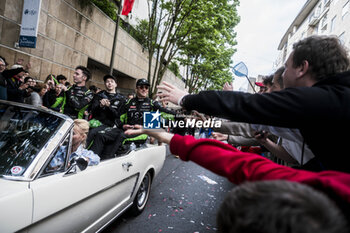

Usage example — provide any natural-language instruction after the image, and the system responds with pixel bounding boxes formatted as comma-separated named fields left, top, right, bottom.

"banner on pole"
left=122, top=0, right=136, bottom=16
left=19, top=0, right=42, bottom=48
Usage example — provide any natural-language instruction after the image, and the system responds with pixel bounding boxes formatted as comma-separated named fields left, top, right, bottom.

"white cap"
left=10, top=64, right=23, bottom=70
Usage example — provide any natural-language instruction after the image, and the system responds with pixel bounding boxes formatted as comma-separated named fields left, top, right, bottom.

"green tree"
left=139, top=0, right=240, bottom=97
left=79, top=0, right=119, bottom=20
left=177, top=0, right=239, bottom=93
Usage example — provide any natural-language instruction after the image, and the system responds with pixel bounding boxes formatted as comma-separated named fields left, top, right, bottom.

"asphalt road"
left=103, top=146, right=235, bottom=233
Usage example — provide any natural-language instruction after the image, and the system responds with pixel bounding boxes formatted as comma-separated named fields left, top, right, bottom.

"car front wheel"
left=130, top=171, right=152, bottom=216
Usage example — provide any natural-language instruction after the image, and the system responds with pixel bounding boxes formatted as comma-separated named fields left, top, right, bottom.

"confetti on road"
left=198, top=175, right=218, bottom=185
left=207, top=194, right=215, bottom=198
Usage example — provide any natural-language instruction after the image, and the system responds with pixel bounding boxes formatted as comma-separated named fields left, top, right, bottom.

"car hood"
left=0, top=178, right=29, bottom=199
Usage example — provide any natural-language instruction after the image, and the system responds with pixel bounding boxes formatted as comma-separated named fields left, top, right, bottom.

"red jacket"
left=170, top=134, right=350, bottom=216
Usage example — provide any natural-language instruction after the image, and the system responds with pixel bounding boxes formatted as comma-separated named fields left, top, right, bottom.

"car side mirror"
left=65, top=157, right=88, bottom=175
left=75, top=157, right=88, bottom=171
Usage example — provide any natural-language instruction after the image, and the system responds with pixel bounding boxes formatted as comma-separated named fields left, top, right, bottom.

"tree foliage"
left=168, top=61, right=180, bottom=77
left=137, top=0, right=239, bottom=96
left=79, top=0, right=119, bottom=21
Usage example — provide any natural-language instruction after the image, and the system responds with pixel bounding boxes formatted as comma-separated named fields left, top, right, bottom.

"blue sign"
left=143, top=111, right=161, bottom=129
left=19, top=0, right=41, bottom=48
left=19, top=36, right=37, bottom=48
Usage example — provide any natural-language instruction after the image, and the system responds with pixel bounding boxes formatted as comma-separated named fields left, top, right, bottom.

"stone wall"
left=0, top=0, right=185, bottom=91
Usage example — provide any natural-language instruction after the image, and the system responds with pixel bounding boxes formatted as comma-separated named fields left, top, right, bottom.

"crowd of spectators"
left=126, top=35, right=350, bottom=232
left=1, top=35, right=350, bottom=232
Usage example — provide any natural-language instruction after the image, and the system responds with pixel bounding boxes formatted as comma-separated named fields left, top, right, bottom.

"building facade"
left=275, top=0, right=350, bottom=68
left=0, top=0, right=184, bottom=95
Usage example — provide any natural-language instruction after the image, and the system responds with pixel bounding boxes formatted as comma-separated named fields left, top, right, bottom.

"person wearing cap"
left=88, top=78, right=175, bottom=158
left=89, top=75, right=126, bottom=127
left=121, top=78, right=174, bottom=128
left=119, top=78, right=175, bottom=144
left=255, top=81, right=266, bottom=94
left=61, top=66, right=94, bottom=119
left=86, top=75, right=127, bottom=158
left=0, top=56, right=7, bottom=73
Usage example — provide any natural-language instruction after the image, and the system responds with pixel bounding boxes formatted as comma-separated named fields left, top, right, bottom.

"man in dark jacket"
left=89, top=75, right=126, bottom=128
left=61, top=66, right=94, bottom=119
left=89, top=79, right=174, bottom=158
left=120, top=79, right=175, bottom=128
left=158, top=35, right=350, bottom=173
left=3, top=65, right=30, bottom=103
left=86, top=74, right=126, bottom=154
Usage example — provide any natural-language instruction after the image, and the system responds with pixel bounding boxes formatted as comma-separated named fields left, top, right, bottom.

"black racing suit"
left=87, top=91, right=127, bottom=157
left=90, top=90, right=126, bottom=127
left=120, top=97, right=175, bottom=126
left=90, top=97, right=175, bottom=159
left=62, top=85, right=94, bottom=119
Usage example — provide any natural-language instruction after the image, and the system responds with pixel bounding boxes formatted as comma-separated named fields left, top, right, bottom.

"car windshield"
left=0, top=103, right=63, bottom=177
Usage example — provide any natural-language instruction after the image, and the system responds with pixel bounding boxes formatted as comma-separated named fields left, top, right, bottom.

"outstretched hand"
left=157, top=81, right=189, bottom=106
left=212, top=132, right=228, bottom=141
left=254, top=131, right=269, bottom=145
left=223, top=82, right=233, bottom=91
left=124, top=125, right=174, bottom=144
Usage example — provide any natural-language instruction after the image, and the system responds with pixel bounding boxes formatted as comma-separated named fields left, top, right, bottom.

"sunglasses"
left=138, top=85, right=149, bottom=90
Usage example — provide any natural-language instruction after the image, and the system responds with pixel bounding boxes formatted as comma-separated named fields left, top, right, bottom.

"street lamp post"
left=109, top=1, right=122, bottom=75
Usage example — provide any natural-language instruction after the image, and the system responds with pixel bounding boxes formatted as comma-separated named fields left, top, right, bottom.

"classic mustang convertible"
left=0, top=100, right=166, bottom=233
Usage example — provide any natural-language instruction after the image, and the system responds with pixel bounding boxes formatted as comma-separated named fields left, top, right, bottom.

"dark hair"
left=24, top=76, right=34, bottom=83
left=292, top=35, right=350, bottom=81
left=56, top=74, right=67, bottom=81
left=262, top=75, right=273, bottom=86
left=45, top=74, right=55, bottom=83
left=65, top=81, right=71, bottom=87
left=76, top=66, right=91, bottom=81
left=217, top=180, right=348, bottom=233
left=274, top=66, right=285, bottom=89
left=89, top=85, right=98, bottom=93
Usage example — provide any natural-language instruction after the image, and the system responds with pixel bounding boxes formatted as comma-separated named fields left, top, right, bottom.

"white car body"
left=0, top=100, right=166, bottom=233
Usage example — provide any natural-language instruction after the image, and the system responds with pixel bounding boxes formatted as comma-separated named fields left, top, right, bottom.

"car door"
left=26, top=135, right=139, bottom=233
left=0, top=179, right=32, bottom=233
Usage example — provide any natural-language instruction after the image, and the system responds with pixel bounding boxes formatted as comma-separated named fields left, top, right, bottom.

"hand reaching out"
left=212, top=132, right=228, bottom=141
left=123, top=124, right=135, bottom=130
left=254, top=131, right=269, bottom=145
left=223, top=82, right=233, bottom=91
left=124, top=125, right=174, bottom=144
left=157, top=81, right=189, bottom=106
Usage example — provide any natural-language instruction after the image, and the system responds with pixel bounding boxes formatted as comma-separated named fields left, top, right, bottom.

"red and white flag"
left=121, top=0, right=136, bottom=16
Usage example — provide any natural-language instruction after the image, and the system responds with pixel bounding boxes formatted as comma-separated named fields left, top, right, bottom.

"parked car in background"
left=0, top=100, right=166, bottom=233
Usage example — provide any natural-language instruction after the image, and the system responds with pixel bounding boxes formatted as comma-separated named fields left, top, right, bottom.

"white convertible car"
left=0, top=100, right=166, bottom=233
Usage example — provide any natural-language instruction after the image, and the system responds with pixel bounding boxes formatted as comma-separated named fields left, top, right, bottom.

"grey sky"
left=232, top=0, right=306, bottom=80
